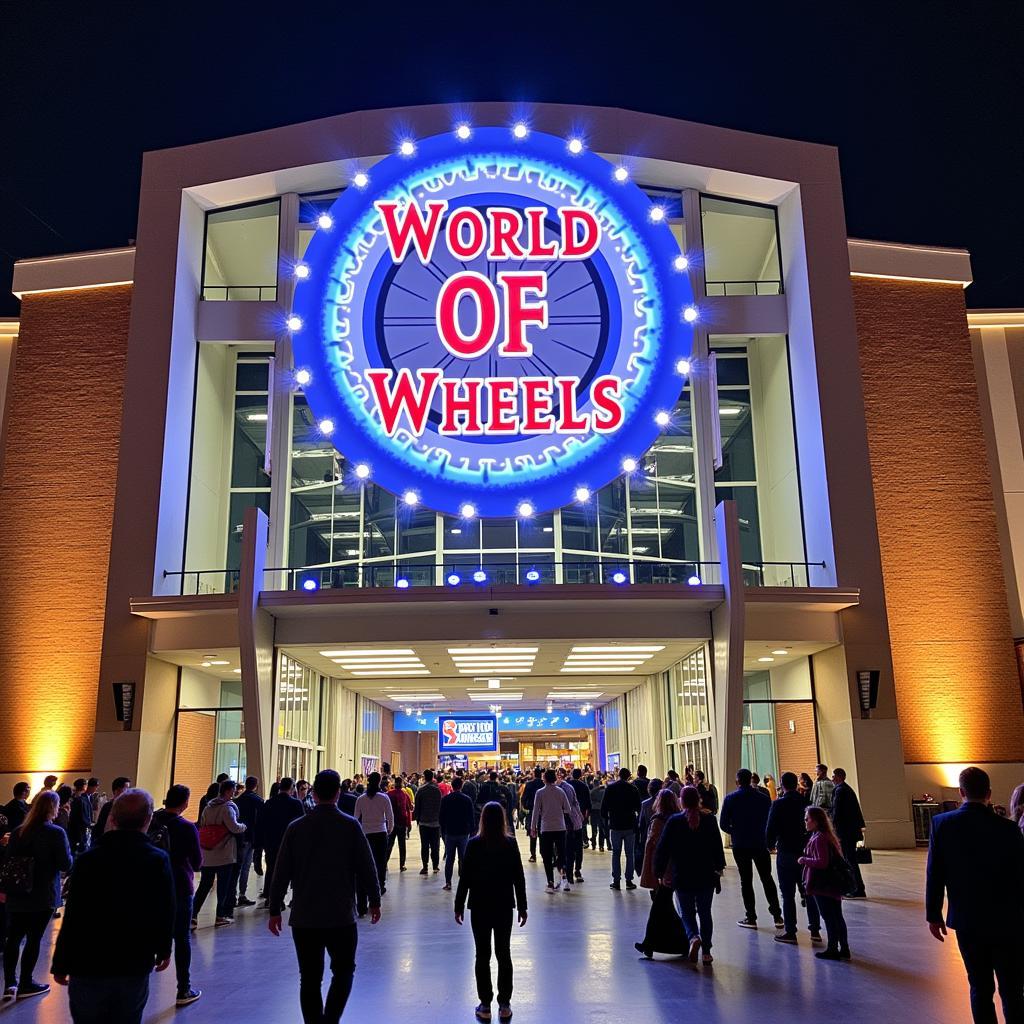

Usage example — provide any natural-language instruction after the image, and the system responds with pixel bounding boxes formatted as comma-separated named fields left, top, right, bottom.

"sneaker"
left=634, top=941, right=652, bottom=960
left=475, top=1003, right=492, bottom=1021
left=400, top=866, right=408, bottom=871
left=498, top=1005, right=512, bottom=1020
left=702, top=953, right=714, bottom=965
left=773, top=915, right=785, bottom=929
left=236, top=896, right=256, bottom=907
left=3, top=986, right=17, bottom=1000
left=737, top=918, right=757, bottom=929
left=16, top=982, right=50, bottom=1000
left=816, top=949, right=843, bottom=961
left=609, top=881, right=621, bottom=890
left=809, top=931, right=823, bottom=943
left=562, top=880, right=572, bottom=892
left=528, top=855, right=537, bottom=863
left=419, top=868, right=428, bottom=876
left=433, top=867, right=440, bottom=873
left=190, top=918, right=198, bottom=931
left=845, top=891, right=867, bottom=899
left=574, top=873, right=584, bottom=883
left=625, top=880, right=637, bottom=890
left=442, top=883, right=452, bottom=891
left=545, top=884, right=557, bottom=894
left=176, top=988, right=203, bottom=1006
left=214, top=917, right=233, bottom=927
left=688, top=936, right=701, bottom=963
left=838, top=948, right=852, bottom=961
left=774, top=933, right=798, bottom=945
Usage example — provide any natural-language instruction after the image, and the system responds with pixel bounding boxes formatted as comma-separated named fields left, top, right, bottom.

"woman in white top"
left=529, top=770, right=571, bottom=893
left=355, top=772, right=395, bottom=896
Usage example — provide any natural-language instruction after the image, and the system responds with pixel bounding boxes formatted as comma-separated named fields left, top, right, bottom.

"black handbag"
left=854, top=845, right=873, bottom=865
left=815, top=844, right=855, bottom=893
left=0, top=853, right=34, bottom=895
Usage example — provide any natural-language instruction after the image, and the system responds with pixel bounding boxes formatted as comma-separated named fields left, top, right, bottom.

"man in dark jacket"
left=927, top=766, right=1024, bottom=1024
left=234, top=776, right=264, bottom=907
left=720, top=768, right=782, bottom=929
left=52, top=789, right=175, bottom=1022
left=3, top=782, right=31, bottom=832
left=269, top=769, right=381, bottom=1024
left=633, top=765, right=650, bottom=802
left=256, top=777, right=304, bottom=908
left=150, top=785, right=203, bottom=1006
left=94, top=777, right=131, bottom=836
left=476, top=772, right=510, bottom=826
left=414, top=770, right=443, bottom=875
left=765, top=772, right=820, bottom=944
left=603, top=767, right=642, bottom=890
left=567, top=768, right=592, bottom=881
left=521, top=768, right=544, bottom=862
left=439, top=776, right=476, bottom=891
left=830, top=768, right=867, bottom=898
left=66, top=780, right=92, bottom=856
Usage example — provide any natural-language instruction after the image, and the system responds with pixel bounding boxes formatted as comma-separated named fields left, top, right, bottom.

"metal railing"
left=201, top=284, right=278, bottom=301
left=164, top=558, right=826, bottom=596
left=704, top=279, right=782, bottom=297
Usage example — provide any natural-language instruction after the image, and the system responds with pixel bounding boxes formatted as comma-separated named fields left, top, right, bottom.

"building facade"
left=0, top=103, right=1019, bottom=846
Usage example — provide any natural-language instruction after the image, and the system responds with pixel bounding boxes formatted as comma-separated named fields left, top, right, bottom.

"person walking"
left=529, top=770, right=571, bottom=893
left=193, top=778, right=247, bottom=926
left=927, top=766, right=1024, bottom=1023
left=94, top=777, right=131, bottom=836
left=694, top=770, right=719, bottom=814
left=2, top=783, right=30, bottom=833
left=354, top=772, right=394, bottom=899
left=233, top=776, right=264, bottom=908
left=555, top=771, right=584, bottom=885
left=414, top=769, right=443, bottom=875
left=149, top=785, right=203, bottom=1006
left=2, top=791, right=72, bottom=1001
left=66, top=780, right=92, bottom=858
left=256, top=777, right=304, bottom=907
left=386, top=775, right=413, bottom=872
left=653, top=785, right=726, bottom=965
left=520, top=768, right=544, bottom=862
left=638, top=778, right=663, bottom=849
left=477, top=772, right=510, bottom=831
left=51, top=789, right=175, bottom=1023
left=799, top=805, right=852, bottom=961
left=440, top=776, right=476, bottom=892
left=830, top=768, right=867, bottom=898
left=635, top=788, right=688, bottom=959
left=766, top=772, right=822, bottom=945
left=567, top=768, right=591, bottom=882
left=268, top=769, right=381, bottom=1024
left=455, top=802, right=527, bottom=1023
left=809, top=764, right=834, bottom=811
left=603, top=767, right=642, bottom=891
left=589, top=775, right=608, bottom=851
left=719, top=768, right=783, bottom=929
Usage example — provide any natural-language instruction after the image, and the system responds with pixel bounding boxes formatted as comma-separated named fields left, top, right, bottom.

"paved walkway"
left=1, top=839, right=977, bottom=1024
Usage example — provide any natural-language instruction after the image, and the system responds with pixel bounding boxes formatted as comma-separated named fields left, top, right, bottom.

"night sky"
left=0, top=6, right=1021, bottom=318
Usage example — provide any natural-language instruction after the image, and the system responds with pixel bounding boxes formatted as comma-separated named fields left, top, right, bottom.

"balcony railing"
left=164, top=558, right=826, bottom=596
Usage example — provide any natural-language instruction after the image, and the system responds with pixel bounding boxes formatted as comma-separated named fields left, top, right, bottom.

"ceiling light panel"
left=320, top=649, right=416, bottom=657
left=349, top=669, right=431, bottom=676
left=560, top=667, right=637, bottom=672
left=571, top=645, right=665, bottom=653
left=448, top=647, right=539, bottom=655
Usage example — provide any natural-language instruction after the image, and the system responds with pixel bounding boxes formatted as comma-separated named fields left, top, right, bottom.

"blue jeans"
left=237, top=840, right=255, bottom=899
left=173, top=893, right=193, bottom=993
left=68, top=973, right=150, bottom=1024
left=675, top=887, right=715, bottom=951
left=443, top=834, right=469, bottom=885
left=776, top=851, right=820, bottom=935
left=609, top=828, right=636, bottom=883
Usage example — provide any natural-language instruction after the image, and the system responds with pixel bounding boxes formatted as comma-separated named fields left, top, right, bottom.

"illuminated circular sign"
left=291, top=127, right=694, bottom=517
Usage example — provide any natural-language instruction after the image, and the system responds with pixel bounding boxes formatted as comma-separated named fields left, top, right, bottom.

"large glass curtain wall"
left=740, top=661, right=817, bottom=781
left=277, top=653, right=326, bottom=780
left=663, top=647, right=716, bottom=784
left=186, top=190, right=800, bottom=591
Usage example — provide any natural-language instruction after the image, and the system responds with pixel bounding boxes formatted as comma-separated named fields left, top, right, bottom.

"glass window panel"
left=291, top=397, right=337, bottom=487
left=365, top=486, right=396, bottom=559
left=714, top=486, right=763, bottom=565
left=203, top=200, right=280, bottom=301
left=482, top=518, right=516, bottom=549
left=398, top=507, right=436, bottom=554
left=444, top=515, right=480, bottom=550
left=715, top=389, right=756, bottom=482
left=289, top=490, right=333, bottom=567
left=235, top=360, right=269, bottom=392
left=713, top=355, right=750, bottom=387
left=231, top=395, right=270, bottom=488
left=227, top=492, right=270, bottom=570
left=743, top=670, right=772, bottom=701
left=658, top=484, right=699, bottom=563
left=518, top=512, right=555, bottom=549
left=700, top=195, right=782, bottom=295
left=561, top=508, right=597, bottom=552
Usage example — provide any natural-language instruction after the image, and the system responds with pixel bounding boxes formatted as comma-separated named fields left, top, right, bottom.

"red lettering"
left=555, top=377, right=590, bottom=431
left=486, top=208, right=526, bottom=260
left=525, top=207, right=558, bottom=258
left=446, top=207, right=487, bottom=260
left=439, top=379, right=483, bottom=434
left=365, top=368, right=441, bottom=436
left=375, top=200, right=447, bottom=263
left=486, top=378, right=519, bottom=433
left=590, top=376, right=625, bottom=432
left=436, top=271, right=499, bottom=359
left=497, top=271, right=548, bottom=358
left=521, top=378, right=555, bottom=433
left=559, top=208, right=600, bottom=259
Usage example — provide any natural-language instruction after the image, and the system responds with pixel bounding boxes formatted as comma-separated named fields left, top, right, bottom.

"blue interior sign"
left=438, top=714, right=499, bottom=753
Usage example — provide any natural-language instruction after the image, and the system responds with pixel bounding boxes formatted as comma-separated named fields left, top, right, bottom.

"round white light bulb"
left=683, top=306, right=698, bottom=323
left=286, top=315, right=303, bottom=332
left=294, top=367, right=312, bottom=387
left=517, top=501, right=534, bottom=518
left=460, top=503, right=476, bottom=519
left=621, top=457, right=638, bottom=473
left=354, top=463, right=370, bottom=480
left=676, top=358, right=692, bottom=375
left=455, top=123, right=472, bottom=140
left=402, top=490, right=419, bottom=507
left=399, top=140, right=415, bottom=157
left=317, top=213, right=333, bottom=230
left=574, top=486, right=591, bottom=503
left=673, top=254, right=689, bottom=271
left=512, top=122, right=528, bottom=139
left=352, top=171, right=369, bottom=188
left=293, top=263, right=311, bottom=280
left=613, top=166, right=629, bottom=182
left=567, top=138, right=584, bottom=154
left=318, top=419, right=334, bottom=436
left=650, top=206, right=666, bottom=223
left=655, top=411, right=671, bottom=427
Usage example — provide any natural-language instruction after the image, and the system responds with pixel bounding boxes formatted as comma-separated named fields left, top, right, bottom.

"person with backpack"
left=799, top=805, right=853, bottom=960
left=149, top=785, right=202, bottom=1006
left=192, top=779, right=246, bottom=927
left=1, top=791, right=71, bottom=1001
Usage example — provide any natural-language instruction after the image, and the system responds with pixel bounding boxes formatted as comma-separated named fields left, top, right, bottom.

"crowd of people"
left=0, top=758, right=1014, bottom=1024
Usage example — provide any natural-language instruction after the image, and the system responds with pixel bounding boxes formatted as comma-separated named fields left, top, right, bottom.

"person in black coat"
left=653, top=786, right=726, bottom=964
left=52, top=789, right=175, bottom=1023
left=256, top=778, right=305, bottom=907
left=2, top=791, right=72, bottom=1000
left=927, top=766, right=1024, bottom=1024
left=455, top=802, right=527, bottom=1022
left=830, top=769, right=867, bottom=897
left=719, top=769, right=782, bottom=928
left=234, top=776, right=264, bottom=906
left=439, top=778, right=476, bottom=892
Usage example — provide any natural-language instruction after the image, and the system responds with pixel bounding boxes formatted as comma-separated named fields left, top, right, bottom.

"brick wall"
left=0, top=286, right=131, bottom=774
left=174, top=711, right=216, bottom=813
left=853, top=277, right=1024, bottom=762
left=774, top=702, right=818, bottom=775
left=379, top=708, right=421, bottom=775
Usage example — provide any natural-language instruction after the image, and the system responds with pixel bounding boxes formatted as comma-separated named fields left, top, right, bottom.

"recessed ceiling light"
left=320, top=649, right=416, bottom=657
left=387, top=693, right=445, bottom=701
left=572, top=645, right=665, bottom=653
left=469, top=692, right=523, bottom=700
left=548, top=692, right=605, bottom=699
left=560, top=667, right=636, bottom=672
left=349, top=669, right=431, bottom=676
left=448, top=647, right=538, bottom=655
left=757, top=657, right=775, bottom=663
left=771, top=649, right=789, bottom=656
left=209, top=660, right=230, bottom=666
